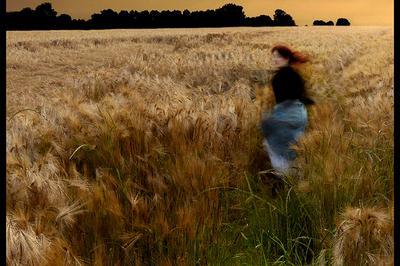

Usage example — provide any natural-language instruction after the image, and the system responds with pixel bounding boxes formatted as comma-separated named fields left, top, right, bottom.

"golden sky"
left=6, top=0, right=393, bottom=26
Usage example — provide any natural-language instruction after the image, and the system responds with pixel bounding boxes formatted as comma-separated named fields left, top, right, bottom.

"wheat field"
left=6, top=26, right=393, bottom=265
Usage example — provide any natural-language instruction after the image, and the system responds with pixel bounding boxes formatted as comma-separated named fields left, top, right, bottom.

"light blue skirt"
left=261, top=100, right=308, bottom=173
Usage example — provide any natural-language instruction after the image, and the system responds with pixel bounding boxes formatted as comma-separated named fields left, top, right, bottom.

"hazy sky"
left=6, top=0, right=393, bottom=26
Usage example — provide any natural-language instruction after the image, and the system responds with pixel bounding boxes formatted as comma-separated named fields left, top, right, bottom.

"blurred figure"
left=261, top=45, right=314, bottom=178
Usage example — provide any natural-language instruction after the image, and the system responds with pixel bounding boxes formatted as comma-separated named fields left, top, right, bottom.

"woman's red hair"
left=271, top=45, right=309, bottom=64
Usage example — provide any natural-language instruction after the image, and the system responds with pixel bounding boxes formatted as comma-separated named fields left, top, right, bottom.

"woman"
left=261, top=45, right=314, bottom=177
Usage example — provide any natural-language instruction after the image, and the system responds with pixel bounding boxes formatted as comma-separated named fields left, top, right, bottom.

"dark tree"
left=20, top=7, right=34, bottom=16
left=6, top=8, right=35, bottom=30
left=118, top=10, right=131, bottom=27
left=33, top=2, right=58, bottom=29
left=139, top=10, right=151, bottom=28
left=149, top=10, right=160, bottom=27
left=70, top=19, right=87, bottom=29
left=313, top=20, right=334, bottom=26
left=90, top=9, right=119, bottom=28
left=58, top=14, right=71, bottom=22
left=57, top=14, right=72, bottom=29
left=245, top=15, right=273, bottom=26
left=336, top=18, right=351, bottom=26
left=313, top=20, right=326, bottom=26
left=215, top=3, right=245, bottom=26
left=273, top=9, right=296, bottom=26
left=35, top=2, right=57, bottom=17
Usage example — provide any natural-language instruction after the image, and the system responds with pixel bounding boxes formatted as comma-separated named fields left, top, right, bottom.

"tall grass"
left=6, top=26, right=393, bottom=265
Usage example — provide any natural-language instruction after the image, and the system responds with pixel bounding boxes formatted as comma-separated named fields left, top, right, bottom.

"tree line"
left=6, top=2, right=350, bottom=30
left=313, top=18, right=351, bottom=26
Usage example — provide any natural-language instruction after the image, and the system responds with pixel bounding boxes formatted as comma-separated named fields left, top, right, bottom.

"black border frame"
left=2, top=0, right=6, bottom=263
left=2, top=1, right=398, bottom=265
left=393, top=0, right=399, bottom=263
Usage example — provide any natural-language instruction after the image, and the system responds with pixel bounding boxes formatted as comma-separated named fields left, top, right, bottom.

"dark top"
left=271, top=66, right=314, bottom=105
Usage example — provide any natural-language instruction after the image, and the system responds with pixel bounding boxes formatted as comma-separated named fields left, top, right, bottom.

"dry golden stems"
left=333, top=207, right=393, bottom=266
left=6, top=27, right=393, bottom=264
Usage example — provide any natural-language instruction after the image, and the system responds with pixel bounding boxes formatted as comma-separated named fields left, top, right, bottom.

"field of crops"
left=6, top=26, right=394, bottom=265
